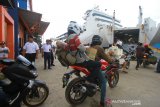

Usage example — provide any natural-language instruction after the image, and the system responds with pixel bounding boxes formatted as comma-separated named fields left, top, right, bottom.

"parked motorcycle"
left=143, top=53, right=157, bottom=68
left=0, top=55, right=49, bottom=107
left=62, top=59, right=119, bottom=105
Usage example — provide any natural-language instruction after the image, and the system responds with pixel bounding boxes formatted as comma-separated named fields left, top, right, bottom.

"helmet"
left=67, top=21, right=82, bottom=35
left=91, top=35, right=103, bottom=45
left=144, top=44, right=148, bottom=47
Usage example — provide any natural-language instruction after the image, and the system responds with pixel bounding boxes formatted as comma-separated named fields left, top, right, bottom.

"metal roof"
left=18, top=8, right=42, bottom=34
left=37, top=21, right=50, bottom=35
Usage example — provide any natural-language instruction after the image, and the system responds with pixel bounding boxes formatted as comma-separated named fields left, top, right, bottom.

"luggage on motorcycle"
left=56, top=49, right=77, bottom=67
left=86, top=47, right=97, bottom=61
left=56, top=49, right=70, bottom=67
left=148, top=56, right=157, bottom=64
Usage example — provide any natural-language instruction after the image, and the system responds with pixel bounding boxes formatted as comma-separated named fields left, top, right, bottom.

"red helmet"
left=144, top=44, right=148, bottom=47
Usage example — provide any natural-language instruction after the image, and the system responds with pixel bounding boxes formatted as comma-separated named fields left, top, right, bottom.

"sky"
left=32, top=0, right=160, bottom=42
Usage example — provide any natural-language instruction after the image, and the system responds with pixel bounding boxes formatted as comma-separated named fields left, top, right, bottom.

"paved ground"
left=23, top=56, right=160, bottom=107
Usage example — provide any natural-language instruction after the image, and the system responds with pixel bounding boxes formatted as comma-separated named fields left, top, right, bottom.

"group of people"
left=22, top=36, right=56, bottom=70
left=135, top=42, right=153, bottom=70
left=41, top=39, right=56, bottom=70
left=57, top=21, right=117, bottom=107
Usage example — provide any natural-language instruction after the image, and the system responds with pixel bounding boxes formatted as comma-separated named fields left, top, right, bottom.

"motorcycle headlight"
left=30, top=70, right=38, bottom=77
left=144, top=56, right=146, bottom=58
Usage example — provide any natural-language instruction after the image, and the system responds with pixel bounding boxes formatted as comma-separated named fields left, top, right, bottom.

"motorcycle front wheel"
left=108, top=69, right=119, bottom=88
left=126, top=61, right=130, bottom=69
left=23, top=83, right=49, bottom=107
left=65, top=77, right=87, bottom=105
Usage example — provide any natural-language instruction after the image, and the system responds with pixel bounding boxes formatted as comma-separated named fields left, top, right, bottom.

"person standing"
left=41, top=39, right=52, bottom=70
left=135, top=42, right=145, bottom=70
left=49, top=39, right=55, bottom=66
left=23, top=35, right=39, bottom=65
left=156, top=58, right=160, bottom=73
left=0, top=41, right=10, bottom=59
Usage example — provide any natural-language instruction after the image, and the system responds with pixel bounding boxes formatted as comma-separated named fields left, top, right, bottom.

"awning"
left=18, top=8, right=42, bottom=34
left=0, top=0, right=15, bottom=8
left=37, top=21, right=50, bottom=35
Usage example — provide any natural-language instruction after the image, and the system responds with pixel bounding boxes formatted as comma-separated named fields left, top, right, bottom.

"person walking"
left=135, top=42, right=145, bottom=70
left=49, top=39, right=55, bottom=66
left=23, top=35, right=39, bottom=65
left=0, top=41, right=10, bottom=59
left=41, top=39, right=52, bottom=70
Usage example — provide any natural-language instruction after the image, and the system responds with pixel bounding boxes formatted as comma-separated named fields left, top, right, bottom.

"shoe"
left=48, top=68, right=52, bottom=69
left=44, top=68, right=46, bottom=70
left=136, top=68, right=138, bottom=70
left=51, top=64, right=55, bottom=66
left=122, top=71, right=128, bottom=73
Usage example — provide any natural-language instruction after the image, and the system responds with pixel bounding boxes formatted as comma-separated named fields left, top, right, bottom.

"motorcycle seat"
left=0, top=59, right=15, bottom=66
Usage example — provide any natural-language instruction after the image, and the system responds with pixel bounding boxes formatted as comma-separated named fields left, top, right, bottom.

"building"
left=7, top=0, right=49, bottom=57
left=0, top=0, right=15, bottom=59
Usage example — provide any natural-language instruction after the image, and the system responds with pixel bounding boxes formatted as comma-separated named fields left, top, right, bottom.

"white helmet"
left=67, top=21, right=82, bottom=35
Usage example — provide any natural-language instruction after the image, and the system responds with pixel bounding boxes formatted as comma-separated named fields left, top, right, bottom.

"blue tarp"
left=153, top=43, right=160, bottom=49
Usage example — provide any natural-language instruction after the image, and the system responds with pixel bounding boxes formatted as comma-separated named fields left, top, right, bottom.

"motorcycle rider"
left=144, top=44, right=153, bottom=56
left=65, top=21, right=107, bottom=107
left=90, top=35, right=112, bottom=63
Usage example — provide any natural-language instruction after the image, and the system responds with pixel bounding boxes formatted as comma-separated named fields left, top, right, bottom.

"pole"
left=112, top=10, right=115, bottom=43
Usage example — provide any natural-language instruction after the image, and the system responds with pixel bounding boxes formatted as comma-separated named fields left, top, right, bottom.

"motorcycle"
left=115, top=54, right=131, bottom=70
left=143, top=53, right=157, bottom=68
left=62, top=59, right=119, bottom=105
left=0, top=55, right=49, bottom=107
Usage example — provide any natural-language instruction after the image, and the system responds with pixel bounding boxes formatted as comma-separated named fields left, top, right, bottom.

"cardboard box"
left=86, top=47, right=97, bottom=61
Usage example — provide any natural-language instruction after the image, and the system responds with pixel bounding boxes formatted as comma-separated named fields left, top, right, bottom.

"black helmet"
left=91, top=35, right=103, bottom=46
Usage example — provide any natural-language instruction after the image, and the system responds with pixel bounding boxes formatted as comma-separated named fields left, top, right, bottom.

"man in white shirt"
left=23, top=35, right=39, bottom=65
left=0, top=41, right=10, bottom=59
left=41, top=39, right=52, bottom=70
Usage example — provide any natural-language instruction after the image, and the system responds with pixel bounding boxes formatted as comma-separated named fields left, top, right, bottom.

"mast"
left=112, top=10, right=115, bottom=43
left=138, top=6, right=143, bottom=27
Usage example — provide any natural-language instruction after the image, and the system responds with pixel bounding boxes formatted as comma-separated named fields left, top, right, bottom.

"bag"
left=66, top=53, right=77, bottom=65
left=56, top=49, right=77, bottom=67
left=86, top=47, right=97, bottom=61
left=56, top=49, right=70, bottom=67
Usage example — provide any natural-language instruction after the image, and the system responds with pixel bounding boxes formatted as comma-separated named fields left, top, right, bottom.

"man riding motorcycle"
left=65, top=21, right=107, bottom=107
left=90, top=35, right=112, bottom=63
left=144, top=44, right=153, bottom=56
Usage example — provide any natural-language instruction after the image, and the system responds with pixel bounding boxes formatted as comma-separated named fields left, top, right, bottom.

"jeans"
left=76, top=60, right=106, bottom=105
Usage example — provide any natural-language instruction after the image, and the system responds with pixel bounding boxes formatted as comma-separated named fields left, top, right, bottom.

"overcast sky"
left=32, top=0, right=160, bottom=41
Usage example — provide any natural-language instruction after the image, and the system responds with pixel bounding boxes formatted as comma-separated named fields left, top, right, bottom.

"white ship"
left=79, top=6, right=122, bottom=47
left=56, top=6, right=160, bottom=51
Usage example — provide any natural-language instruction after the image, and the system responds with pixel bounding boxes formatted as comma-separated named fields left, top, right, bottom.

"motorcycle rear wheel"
left=23, top=84, right=49, bottom=107
left=65, top=77, right=87, bottom=105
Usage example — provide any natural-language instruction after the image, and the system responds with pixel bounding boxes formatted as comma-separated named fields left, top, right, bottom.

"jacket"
left=66, top=34, right=89, bottom=63
left=91, top=45, right=112, bottom=63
